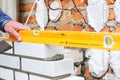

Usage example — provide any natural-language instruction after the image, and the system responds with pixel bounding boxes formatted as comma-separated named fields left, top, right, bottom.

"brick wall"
left=0, top=0, right=119, bottom=80
left=19, top=0, right=118, bottom=32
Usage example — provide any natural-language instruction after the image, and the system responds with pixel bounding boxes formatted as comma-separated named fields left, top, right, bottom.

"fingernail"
left=18, top=37, right=22, bottom=42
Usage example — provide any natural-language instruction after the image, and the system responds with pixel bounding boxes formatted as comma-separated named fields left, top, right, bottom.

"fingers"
left=14, top=26, right=31, bottom=41
left=9, top=29, right=22, bottom=42
left=4, top=20, right=31, bottom=41
left=11, top=25, right=30, bottom=41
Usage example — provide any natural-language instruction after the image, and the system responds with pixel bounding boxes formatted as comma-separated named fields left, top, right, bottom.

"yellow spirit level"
left=1, top=30, right=120, bottom=50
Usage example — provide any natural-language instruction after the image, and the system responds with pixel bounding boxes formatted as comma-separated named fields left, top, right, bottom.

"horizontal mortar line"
left=1, top=53, right=52, bottom=61
left=0, top=65, right=71, bottom=80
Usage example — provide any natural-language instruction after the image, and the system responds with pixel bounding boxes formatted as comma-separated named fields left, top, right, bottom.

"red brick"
left=115, top=25, right=120, bottom=32
left=56, top=24, right=74, bottom=31
left=61, top=0, right=71, bottom=7
left=84, top=66, right=92, bottom=80
left=28, top=16, right=36, bottom=24
left=31, top=26, right=40, bottom=30
left=71, top=10, right=83, bottom=21
left=60, top=11, right=72, bottom=21
left=56, top=24, right=83, bottom=31
left=19, top=15, right=36, bottom=24
left=85, top=25, right=96, bottom=32
left=108, top=8, right=115, bottom=20
left=20, top=3, right=36, bottom=12
left=106, top=0, right=115, bottom=5
left=74, top=0, right=87, bottom=6
left=45, top=26, right=55, bottom=30
left=101, top=26, right=110, bottom=32
left=73, top=24, right=83, bottom=31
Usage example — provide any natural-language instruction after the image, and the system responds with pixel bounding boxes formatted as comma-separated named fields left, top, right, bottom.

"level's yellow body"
left=3, top=30, right=120, bottom=50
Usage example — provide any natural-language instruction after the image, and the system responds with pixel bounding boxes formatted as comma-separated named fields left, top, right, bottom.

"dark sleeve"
left=0, top=10, right=12, bottom=32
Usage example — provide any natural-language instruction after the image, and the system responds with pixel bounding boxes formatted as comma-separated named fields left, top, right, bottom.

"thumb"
left=10, top=30, right=22, bottom=42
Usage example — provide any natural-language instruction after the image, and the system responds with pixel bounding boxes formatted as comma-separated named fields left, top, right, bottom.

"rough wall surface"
left=19, top=0, right=117, bottom=32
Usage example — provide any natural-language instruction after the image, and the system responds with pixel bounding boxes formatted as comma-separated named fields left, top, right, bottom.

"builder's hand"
left=4, top=20, right=31, bottom=41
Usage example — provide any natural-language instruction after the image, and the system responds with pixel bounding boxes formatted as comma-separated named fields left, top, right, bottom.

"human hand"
left=4, top=20, right=31, bottom=41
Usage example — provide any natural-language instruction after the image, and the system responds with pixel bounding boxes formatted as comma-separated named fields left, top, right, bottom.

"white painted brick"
left=14, top=42, right=64, bottom=58
left=4, top=41, right=13, bottom=54
left=15, top=71, right=28, bottom=80
left=61, top=76, right=84, bottom=80
left=30, top=75, right=50, bottom=80
left=22, top=58, right=74, bottom=77
left=0, top=67, right=14, bottom=80
left=0, top=54, right=20, bottom=69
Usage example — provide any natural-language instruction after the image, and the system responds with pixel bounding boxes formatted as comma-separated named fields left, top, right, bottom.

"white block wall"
left=0, top=41, right=83, bottom=80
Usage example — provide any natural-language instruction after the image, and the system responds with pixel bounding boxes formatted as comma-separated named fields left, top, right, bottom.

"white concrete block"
left=61, top=76, right=84, bottom=80
left=22, top=58, right=74, bottom=77
left=64, top=48, right=83, bottom=62
left=30, top=75, right=50, bottom=80
left=0, top=54, right=20, bottom=69
left=0, top=67, right=14, bottom=80
left=14, top=42, right=64, bottom=58
left=15, top=71, right=28, bottom=80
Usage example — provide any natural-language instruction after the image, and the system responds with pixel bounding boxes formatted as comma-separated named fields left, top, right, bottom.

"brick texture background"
left=19, top=0, right=118, bottom=32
